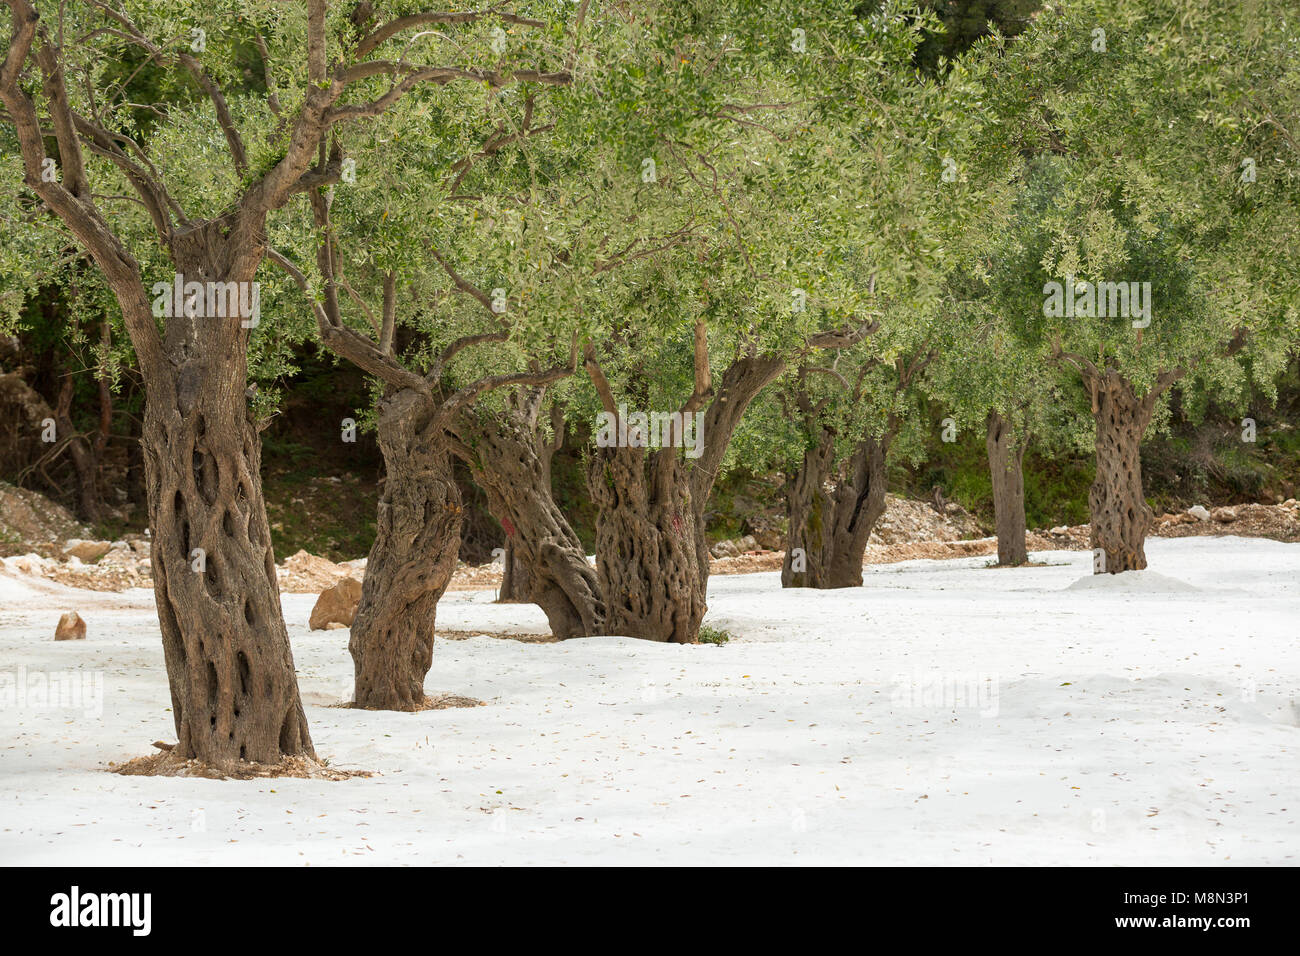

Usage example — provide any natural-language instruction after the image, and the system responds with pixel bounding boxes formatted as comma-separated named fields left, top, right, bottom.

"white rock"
left=1187, top=505, right=1211, bottom=521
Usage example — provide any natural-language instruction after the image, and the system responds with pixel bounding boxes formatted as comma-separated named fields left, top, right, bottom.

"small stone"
left=55, top=611, right=86, bottom=641
left=1210, top=506, right=1237, bottom=523
left=61, top=539, right=112, bottom=562
left=1187, top=505, right=1211, bottom=521
left=309, top=576, right=363, bottom=630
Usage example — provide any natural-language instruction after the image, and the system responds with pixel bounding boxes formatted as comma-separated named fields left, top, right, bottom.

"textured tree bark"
left=588, top=447, right=705, bottom=643
left=986, top=409, right=1029, bottom=567
left=1088, top=373, right=1155, bottom=573
left=145, top=251, right=313, bottom=764
left=456, top=399, right=603, bottom=639
left=497, top=538, right=531, bottom=603
left=782, top=431, right=888, bottom=589
left=349, top=390, right=461, bottom=710
left=583, top=353, right=786, bottom=642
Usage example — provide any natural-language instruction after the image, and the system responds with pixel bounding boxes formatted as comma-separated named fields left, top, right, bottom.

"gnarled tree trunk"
left=146, top=249, right=313, bottom=765
left=986, top=409, right=1028, bottom=567
left=1087, top=371, right=1156, bottom=573
left=350, top=390, right=461, bottom=710
left=456, top=397, right=603, bottom=639
left=588, top=447, right=705, bottom=643
left=583, top=350, right=786, bottom=643
left=782, top=431, right=888, bottom=589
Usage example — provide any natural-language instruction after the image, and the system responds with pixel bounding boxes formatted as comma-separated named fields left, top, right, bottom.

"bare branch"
left=356, top=8, right=546, bottom=60
left=583, top=342, right=619, bottom=416
left=439, top=335, right=578, bottom=422
left=681, top=320, right=712, bottom=414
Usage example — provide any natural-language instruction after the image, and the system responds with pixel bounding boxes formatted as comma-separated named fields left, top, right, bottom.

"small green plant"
left=697, top=625, right=732, bottom=645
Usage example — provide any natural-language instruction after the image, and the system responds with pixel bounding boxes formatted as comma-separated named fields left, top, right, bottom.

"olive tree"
left=961, top=0, right=1297, bottom=573
left=0, top=0, right=572, bottom=765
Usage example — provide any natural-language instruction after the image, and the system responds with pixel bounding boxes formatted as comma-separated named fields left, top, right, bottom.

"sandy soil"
left=1, top=535, right=1296, bottom=865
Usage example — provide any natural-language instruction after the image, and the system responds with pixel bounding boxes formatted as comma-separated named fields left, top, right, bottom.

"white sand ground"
left=0, top=535, right=1296, bottom=866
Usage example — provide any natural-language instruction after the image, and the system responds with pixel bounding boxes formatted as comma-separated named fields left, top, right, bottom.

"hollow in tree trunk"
left=1087, top=371, right=1156, bottom=573
left=782, top=431, right=889, bottom=589
left=986, top=409, right=1029, bottom=567
left=350, top=390, right=462, bottom=709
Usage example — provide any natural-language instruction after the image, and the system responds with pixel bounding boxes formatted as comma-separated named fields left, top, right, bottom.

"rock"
left=309, top=576, right=362, bottom=630
left=0, top=482, right=88, bottom=553
left=54, top=611, right=86, bottom=641
left=280, top=549, right=352, bottom=593
left=1049, top=525, right=1069, bottom=535
left=1187, top=505, right=1211, bottom=521
left=1211, top=506, right=1237, bottom=523
left=710, top=539, right=740, bottom=558
left=9, top=553, right=44, bottom=574
left=61, top=539, right=112, bottom=562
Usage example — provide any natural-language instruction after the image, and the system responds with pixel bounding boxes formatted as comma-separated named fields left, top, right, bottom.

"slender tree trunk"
left=497, top=537, right=532, bottom=602
left=126, top=412, right=148, bottom=517
left=588, top=447, right=705, bottom=643
left=1087, top=372, right=1155, bottom=573
left=144, top=255, right=312, bottom=763
left=986, top=409, right=1028, bottom=567
left=456, top=400, right=603, bottom=639
left=54, top=373, right=103, bottom=523
left=782, top=433, right=888, bottom=589
left=350, top=390, right=461, bottom=710
left=782, top=426, right=835, bottom=588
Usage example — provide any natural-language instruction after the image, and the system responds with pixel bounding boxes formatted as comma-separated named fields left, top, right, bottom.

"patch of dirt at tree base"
left=415, top=693, right=486, bottom=711
left=437, top=629, right=556, bottom=644
left=108, top=751, right=371, bottom=780
left=335, top=692, right=488, bottom=711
